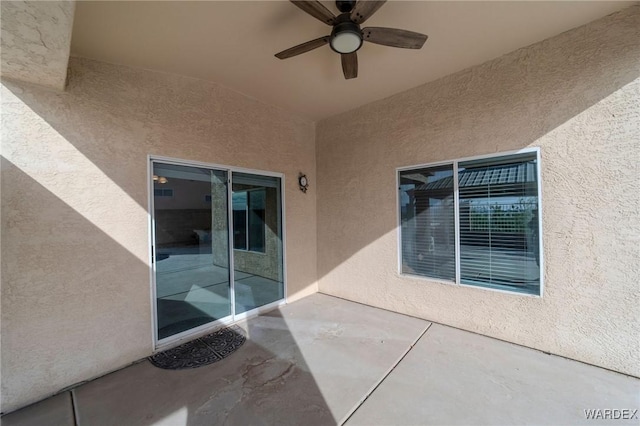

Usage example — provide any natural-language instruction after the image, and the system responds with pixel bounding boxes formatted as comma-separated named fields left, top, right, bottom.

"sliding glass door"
left=152, top=163, right=231, bottom=340
left=232, top=173, right=284, bottom=314
left=151, top=159, right=284, bottom=345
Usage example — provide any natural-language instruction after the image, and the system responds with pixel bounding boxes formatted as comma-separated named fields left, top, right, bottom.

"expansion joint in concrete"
left=339, top=322, right=433, bottom=425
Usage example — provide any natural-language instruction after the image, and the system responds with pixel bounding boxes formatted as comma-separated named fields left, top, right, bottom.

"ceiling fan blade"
left=275, top=36, right=330, bottom=59
left=351, top=1, right=386, bottom=24
left=290, top=1, right=336, bottom=25
left=362, top=27, right=428, bottom=49
left=341, top=52, right=358, bottom=79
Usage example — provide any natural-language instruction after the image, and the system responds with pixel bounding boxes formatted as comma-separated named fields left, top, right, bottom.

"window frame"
left=232, top=188, right=267, bottom=254
left=396, top=147, right=544, bottom=297
left=153, top=188, right=174, bottom=197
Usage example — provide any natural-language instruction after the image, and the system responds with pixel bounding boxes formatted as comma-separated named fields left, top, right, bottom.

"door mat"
left=149, top=325, right=246, bottom=370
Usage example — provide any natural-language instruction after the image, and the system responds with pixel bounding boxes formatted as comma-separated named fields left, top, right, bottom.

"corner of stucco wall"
left=315, top=5, right=640, bottom=376
left=285, top=114, right=319, bottom=303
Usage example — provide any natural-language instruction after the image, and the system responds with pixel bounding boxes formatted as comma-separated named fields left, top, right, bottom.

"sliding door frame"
left=147, top=155, right=287, bottom=351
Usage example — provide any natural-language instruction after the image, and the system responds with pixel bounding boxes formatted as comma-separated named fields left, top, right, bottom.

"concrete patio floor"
left=3, top=294, right=638, bottom=426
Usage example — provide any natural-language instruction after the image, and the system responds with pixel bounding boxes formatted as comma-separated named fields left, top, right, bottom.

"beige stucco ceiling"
left=70, top=1, right=635, bottom=121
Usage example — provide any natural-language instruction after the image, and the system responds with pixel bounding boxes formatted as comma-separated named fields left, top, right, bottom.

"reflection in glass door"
left=232, top=173, right=284, bottom=314
left=151, top=161, right=285, bottom=344
left=152, top=163, right=231, bottom=340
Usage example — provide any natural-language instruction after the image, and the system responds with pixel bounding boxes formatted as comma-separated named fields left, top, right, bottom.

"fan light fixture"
left=330, top=22, right=362, bottom=53
left=275, top=1, right=428, bottom=80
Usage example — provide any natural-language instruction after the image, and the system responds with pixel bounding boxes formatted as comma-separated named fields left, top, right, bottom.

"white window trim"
left=396, top=147, right=544, bottom=298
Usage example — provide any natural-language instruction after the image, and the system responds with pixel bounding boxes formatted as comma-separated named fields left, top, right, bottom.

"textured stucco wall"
left=0, top=1, right=75, bottom=90
left=1, top=57, right=317, bottom=412
left=317, top=6, right=640, bottom=376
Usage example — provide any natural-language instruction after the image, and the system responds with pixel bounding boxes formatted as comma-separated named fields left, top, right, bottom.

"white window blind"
left=458, top=153, right=540, bottom=294
left=398, top=150, right=542, bottom=296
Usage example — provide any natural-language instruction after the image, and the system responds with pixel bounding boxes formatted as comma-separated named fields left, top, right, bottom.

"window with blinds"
left=398, top=150, right=542, bottom=296
left=458, top=153, right=540, bottom=294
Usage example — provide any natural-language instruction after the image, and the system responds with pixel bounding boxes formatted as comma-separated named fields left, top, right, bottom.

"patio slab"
left=346, top=323, right=640, bottom=425
left=0, top=392, right=74, bottom=426
left=4, top=295, right=638, bottom=425
left=72, top=293, right=429, bottom=425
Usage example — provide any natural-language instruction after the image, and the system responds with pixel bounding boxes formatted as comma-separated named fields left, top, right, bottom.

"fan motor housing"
left=330, top=19, right=363, bottom=54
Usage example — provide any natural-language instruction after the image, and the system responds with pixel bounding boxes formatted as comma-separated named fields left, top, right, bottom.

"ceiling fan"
left=275, top=0, right=428, bottom=80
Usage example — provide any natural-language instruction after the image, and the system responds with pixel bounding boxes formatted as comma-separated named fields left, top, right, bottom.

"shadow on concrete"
left=0, top=161, right=333, bottom=424
left=71, top=314, right=335, bottom=426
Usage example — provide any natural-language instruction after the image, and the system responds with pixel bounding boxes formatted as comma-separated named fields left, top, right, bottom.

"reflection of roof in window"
left=414, top=162, right=536, bottom=191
